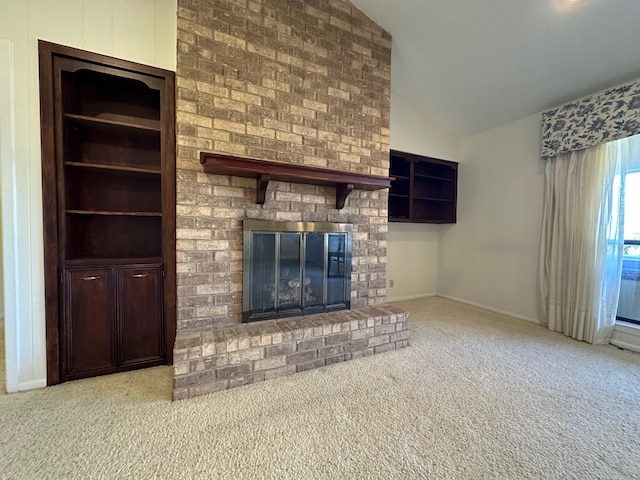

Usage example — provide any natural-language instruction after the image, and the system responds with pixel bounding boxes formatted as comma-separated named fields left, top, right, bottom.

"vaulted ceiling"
left=351, top=0, right=640, bottom=135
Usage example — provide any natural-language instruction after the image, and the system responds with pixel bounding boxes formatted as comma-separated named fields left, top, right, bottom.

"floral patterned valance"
left=541, top=80, right=640, bottom=159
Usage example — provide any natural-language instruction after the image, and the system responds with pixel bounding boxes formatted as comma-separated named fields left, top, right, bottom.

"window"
left=617, top=170, right=640, bottom=325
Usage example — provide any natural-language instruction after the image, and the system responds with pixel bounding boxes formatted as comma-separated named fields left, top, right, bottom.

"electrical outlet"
left=389, top=279, right=394, bottom=288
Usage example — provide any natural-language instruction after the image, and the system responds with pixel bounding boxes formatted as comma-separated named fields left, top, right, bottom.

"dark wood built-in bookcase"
left=39, top=41, right=176, bottom=384
left=388, top=149, right=458, bottom=223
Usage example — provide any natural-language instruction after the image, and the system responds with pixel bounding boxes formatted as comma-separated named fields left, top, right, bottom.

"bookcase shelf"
left=64, top=113, right=162, bottom=132
left=65, top=161, right=161, bottom=175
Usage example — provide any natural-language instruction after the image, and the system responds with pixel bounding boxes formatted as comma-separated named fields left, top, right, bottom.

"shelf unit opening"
left=64, top=167, right=162, bottom=213
left=61, top=67, right=161, bottom=126
left=63, top=119, right=161, bottom=170
left=65, top=214, right=163, bottom=260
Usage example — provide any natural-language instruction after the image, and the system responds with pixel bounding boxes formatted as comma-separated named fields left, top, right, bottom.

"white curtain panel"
left=539, top=143, right=626, bottom=344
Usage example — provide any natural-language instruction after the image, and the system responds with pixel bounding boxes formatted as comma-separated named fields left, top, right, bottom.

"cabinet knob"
left=131, top=273, right=148, bottom=278
left=81, top=275, right=100, bottom=281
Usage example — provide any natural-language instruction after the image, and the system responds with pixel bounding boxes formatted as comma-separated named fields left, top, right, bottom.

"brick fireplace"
left=172, top=0, right=409, bottom=400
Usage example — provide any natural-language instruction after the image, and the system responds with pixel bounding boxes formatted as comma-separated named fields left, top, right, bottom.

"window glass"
left=618, top=170, right=640, bottom=324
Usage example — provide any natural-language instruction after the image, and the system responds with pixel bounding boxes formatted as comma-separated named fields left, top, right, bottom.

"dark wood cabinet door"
left=63, top=267, right=116, bottom=379
left=118, top=264, right=165, bottom=366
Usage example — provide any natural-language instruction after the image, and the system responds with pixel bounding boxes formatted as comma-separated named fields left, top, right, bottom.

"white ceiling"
left=351, top=0, right=640, bottom=135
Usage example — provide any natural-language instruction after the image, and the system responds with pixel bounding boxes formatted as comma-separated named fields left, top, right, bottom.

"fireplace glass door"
left=243, top=220, right=352, bottom=322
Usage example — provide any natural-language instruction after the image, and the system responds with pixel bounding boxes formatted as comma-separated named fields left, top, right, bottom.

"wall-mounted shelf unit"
left=388, top=149, right=458, bottom=223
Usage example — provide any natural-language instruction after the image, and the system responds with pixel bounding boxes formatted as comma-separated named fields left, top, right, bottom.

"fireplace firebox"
left=242, top=220, right=352, bottom=323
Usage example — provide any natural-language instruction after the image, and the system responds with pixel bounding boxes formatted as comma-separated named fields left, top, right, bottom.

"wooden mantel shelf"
left=200, top=152, right=393, bottom=209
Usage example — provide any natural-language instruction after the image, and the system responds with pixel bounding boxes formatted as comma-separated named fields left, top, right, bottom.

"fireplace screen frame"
left=242, top=219, right=353, bottom=323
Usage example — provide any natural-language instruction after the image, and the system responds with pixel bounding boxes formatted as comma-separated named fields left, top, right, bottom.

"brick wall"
left=175, top=0, right=392, bottom=333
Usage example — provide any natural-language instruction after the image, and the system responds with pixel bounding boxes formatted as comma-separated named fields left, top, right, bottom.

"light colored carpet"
left=1, top=297, right=639, bottom=479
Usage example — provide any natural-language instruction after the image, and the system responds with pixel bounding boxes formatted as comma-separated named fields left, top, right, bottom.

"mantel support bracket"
left=257, top=174, right=271, bottom=205
left=336, top=183, right=355, bottom=209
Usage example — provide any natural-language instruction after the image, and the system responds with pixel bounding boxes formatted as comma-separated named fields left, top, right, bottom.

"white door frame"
left=0, top=39, right=20, bottom=393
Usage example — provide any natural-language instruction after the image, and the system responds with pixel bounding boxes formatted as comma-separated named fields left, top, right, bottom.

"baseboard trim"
left=18, top=379, right=47, bottom=392
left=383, top=292, right=640, bottom=353
left=609, top=340, right=640, bottom=354
left=435, top=294, right=541, bottom=325
left=610, top=322, right=640, bottom=353
left=386, top=292, right=437, bottom=302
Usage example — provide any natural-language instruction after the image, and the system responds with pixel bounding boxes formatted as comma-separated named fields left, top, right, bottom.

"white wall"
left=387, top=223, right=440, bottom=300
left=390, top=92, right=462, bottom=160
left=387, top=92, right=461, bottom=301
left=437, top=113, right=545, bottom=322
left=0, top=0, right=176, bottom=392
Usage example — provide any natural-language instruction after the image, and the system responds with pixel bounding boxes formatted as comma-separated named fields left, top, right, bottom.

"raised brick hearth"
left=173, top=0, right=405, bottom=400
left=173, top=304, right=409, bottom=399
